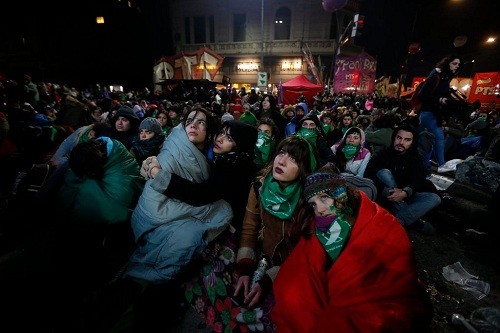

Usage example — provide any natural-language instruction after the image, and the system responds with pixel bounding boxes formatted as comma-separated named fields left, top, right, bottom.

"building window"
left=209, top=15, right=215, bottom=43
left=274, top=7, right=291, bottom=40
left=329, top=13, right=338, bottom=39
left=233, top=13, right=246, bottom=42
left=194, top=16, right=206, bottom=44
left=184, top=17, right=191, bottom=44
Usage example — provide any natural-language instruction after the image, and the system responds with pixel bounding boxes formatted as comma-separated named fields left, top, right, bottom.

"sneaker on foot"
left=411, top=219, right=436, bottom=235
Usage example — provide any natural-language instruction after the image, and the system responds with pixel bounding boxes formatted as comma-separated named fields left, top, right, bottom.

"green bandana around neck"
left=342, top=144, right=360, bottom=160
left=316, top=213, right=351, bottom=262
left=259, top=173, right=302, bottom=220
left=321, top=122, right=331, bottom=133
left=254, top=131, right=275, bottom=166
left=296, top=127, right=318, bottom=147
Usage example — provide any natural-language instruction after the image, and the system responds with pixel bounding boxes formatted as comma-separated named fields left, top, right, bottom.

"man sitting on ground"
left=365, top=124, right=441, bottom=235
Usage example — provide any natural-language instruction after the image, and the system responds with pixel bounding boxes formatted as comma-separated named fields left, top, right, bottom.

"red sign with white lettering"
left=468, top=72, right=500, bottom=109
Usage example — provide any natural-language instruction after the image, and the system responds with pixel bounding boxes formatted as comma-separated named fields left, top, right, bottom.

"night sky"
left=1, top=0, right=498, bottom=89
left=358, top=0, right=499, bottom=81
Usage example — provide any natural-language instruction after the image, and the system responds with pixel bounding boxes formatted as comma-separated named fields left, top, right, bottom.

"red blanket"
left=272, top=192, right=432, bottom=332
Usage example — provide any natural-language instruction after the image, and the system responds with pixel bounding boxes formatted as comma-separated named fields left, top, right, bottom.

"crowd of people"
left=1, top=54, right=499, bottom=332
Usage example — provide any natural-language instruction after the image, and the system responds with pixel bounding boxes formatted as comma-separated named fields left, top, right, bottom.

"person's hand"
left=386, top=187, right=407, bottom=202
left=140, top=156, right=154, bottom=178
left=140, top=156, right=161, bottom=179
left=147, top=157, right=161, bottom=178
left=244, top=282, right=263, bottom=309
left=233, top=275, right=251, bottom=303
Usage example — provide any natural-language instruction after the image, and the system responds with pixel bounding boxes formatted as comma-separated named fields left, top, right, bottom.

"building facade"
left=160, top=0, right=360, bottom=92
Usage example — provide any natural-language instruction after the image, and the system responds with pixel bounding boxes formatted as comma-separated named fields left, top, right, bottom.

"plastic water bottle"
left=251, top=258, right=269, bottom=288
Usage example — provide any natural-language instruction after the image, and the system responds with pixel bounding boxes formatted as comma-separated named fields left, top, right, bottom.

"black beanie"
left=112, top=105, right=140, bottom=128
left=114, top=105, right=140, bottom=121
left=224, top=120, right=258, bottom=154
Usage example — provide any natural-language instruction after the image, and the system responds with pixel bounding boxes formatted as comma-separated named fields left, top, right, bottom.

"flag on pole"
left=278, top=80, right=283, bottom=106
left=301, top=44, right=323, bottom=86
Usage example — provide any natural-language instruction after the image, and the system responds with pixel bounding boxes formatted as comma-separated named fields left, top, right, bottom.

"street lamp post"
left=261, top=0, right=264, bottom=72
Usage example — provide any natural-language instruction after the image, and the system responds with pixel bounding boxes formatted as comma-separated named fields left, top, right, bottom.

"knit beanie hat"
left=221, top=112, right=234, bottom=123
left=239, top=110, right=257, bottom=126
left=139, top=117, right=162, bottom=135
left=303, top=172, right=342, bottom=201
left=224, top=120, right=258, bottom=154
left=115, top=105, right=140, bottom=121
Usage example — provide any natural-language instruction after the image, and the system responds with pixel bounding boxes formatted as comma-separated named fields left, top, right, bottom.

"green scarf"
left=316, top=213, right=351, bottom=262
left=296, top=127, right=318, bottom=147
left=260, top=172, right=302, bottom=220
left=254, top=131, right=275, bottom=166
left=321, top=122, right=331, bottom=133
left=342, top=144, right=360, bottom=160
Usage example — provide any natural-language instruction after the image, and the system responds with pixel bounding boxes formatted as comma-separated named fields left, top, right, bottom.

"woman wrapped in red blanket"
left=272, top=170, right=433, bottom=333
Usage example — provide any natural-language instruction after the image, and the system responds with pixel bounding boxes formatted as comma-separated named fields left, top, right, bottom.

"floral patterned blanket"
left=183, top=227, right=275, bottom=333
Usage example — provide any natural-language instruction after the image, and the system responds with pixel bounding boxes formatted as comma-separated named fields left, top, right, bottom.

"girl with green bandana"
left=331, top=126, right=371, bottom=178
left=231, top=135, right=317, bottom=331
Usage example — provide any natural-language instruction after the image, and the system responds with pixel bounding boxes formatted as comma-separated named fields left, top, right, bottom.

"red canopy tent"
left=280, top=74, right=323, bottom=108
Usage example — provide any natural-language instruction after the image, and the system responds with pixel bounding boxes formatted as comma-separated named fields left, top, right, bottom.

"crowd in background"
left=1, top=71, right=500, bottom=332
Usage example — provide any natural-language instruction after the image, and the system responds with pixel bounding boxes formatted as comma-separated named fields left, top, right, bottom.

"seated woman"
left=164, top=136, right=317, bottom=332
left=129, top=117, right=165, bottom=165
left=331, top=126, right=371, bottom=178
left=58, top=136, right=144, bottom=225
left=123, top=107, right=233, bottom=284
left=146, top=119, right=258, bottom=232
left=272, top=169, right=433, bottom=332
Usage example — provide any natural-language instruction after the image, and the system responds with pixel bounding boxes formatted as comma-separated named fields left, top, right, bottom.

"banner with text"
left=333, top=51, right=376, bottom=94
left=468, top=72, right=500, bottom=110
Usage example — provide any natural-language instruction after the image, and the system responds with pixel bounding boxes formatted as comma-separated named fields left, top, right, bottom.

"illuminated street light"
left=486, top=37, right=496, bottom=43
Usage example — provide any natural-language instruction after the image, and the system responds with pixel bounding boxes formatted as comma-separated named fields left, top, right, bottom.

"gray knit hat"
left=221, top=112, right=234, bottom=123
left=139, top=117, right=162, bottom=135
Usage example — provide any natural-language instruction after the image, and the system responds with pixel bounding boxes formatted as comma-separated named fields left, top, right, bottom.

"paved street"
left=0, top=171, right=498, bottom=333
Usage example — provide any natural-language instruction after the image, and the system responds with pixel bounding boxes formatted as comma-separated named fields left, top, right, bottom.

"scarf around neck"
left=260, top=172, right=302, bottom=220
left=342, top=144, right=360, bottom=160
left=315, top=213, right=351, bottom=262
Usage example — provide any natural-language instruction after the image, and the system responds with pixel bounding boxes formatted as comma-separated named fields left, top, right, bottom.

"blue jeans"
left=376, top=169, right=441, bottom=227
left=459, top=136, right=486, bottom=159
left=419, top=111, right=445, bottom=166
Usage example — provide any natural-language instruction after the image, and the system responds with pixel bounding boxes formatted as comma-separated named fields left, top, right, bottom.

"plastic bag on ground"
left=442, top=262, right=490, bottom=300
